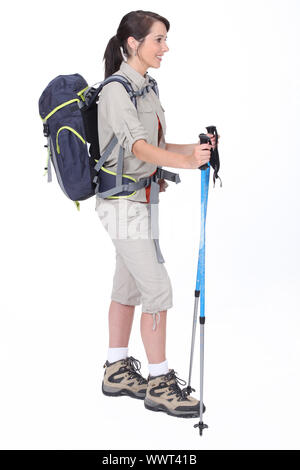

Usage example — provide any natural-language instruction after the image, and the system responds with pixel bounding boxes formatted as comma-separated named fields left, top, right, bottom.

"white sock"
left=148, top=360, right=169, bottom=377
left=107, top=347, right=128, bottom=363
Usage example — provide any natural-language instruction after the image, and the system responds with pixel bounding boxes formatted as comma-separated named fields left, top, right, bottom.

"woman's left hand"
left=158, top=179, right=168, bottom=192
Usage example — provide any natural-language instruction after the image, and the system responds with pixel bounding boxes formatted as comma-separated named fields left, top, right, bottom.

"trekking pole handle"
left=198, top=133, right=211, bottom=171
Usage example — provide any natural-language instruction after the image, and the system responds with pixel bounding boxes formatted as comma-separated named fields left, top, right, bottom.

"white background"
left=0, top=0, right=299, bottom=450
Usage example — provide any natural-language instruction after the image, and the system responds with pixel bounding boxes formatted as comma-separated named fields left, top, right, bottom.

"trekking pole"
left=185, top=136, right=209, bottom=399
left=194, top=133, right=210, bottom=436
left=184, top=126, right=221, bottom=436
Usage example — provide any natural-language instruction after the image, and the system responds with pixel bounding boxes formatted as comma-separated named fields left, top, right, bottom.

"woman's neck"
left=126, top=58, right=148, bottom=78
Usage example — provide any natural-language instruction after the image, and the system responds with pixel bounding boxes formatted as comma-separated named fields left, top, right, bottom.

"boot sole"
left=102, top=382, right=146, bottom=400
left=144, top=398, right=205, bottom=419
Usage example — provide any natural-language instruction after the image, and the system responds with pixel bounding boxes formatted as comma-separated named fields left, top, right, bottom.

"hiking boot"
left=102, top=356, right=147, bottom=400
left=144, top=369, right=206, bottom=418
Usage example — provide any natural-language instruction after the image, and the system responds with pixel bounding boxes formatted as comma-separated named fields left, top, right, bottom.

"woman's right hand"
left=185, top=143, right=212, bottom=169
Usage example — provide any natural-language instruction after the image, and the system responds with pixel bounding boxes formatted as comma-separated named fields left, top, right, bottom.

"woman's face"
left=127, top=21, right=169, bottom=75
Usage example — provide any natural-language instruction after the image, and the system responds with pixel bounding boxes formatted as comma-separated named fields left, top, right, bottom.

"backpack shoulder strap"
left=83, top=75, right=137, bottom=109
left=147, top=74, right=159, bottom=98
left=83, top=74, right=160, bottom=110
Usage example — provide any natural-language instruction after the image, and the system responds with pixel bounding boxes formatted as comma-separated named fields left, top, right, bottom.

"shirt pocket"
left=137, top=100, right=153, bottom=114
left=137, top=100, right=156, bottom=133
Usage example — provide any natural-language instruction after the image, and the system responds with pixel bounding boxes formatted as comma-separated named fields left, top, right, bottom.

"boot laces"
left=161, top=370, right=189, bottom=401
left=122, top=356, right=147, bottom=385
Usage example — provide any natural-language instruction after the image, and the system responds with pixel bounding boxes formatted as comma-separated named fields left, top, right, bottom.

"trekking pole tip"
left=193, top=421, right=208, bottom=436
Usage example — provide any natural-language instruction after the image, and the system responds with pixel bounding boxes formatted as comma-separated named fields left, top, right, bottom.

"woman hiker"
left=96, top=10, right=215, bottom=418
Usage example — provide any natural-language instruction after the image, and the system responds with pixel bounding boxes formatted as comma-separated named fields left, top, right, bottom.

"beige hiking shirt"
left=97, top=60, right=167, bottom=202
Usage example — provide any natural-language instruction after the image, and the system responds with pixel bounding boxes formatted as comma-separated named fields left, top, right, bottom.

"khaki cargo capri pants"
left=96, top=197, right=173, bottom=328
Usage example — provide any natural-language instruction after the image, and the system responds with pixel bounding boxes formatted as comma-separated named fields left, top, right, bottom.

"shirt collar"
left=119, top=61, right=150, bottom=90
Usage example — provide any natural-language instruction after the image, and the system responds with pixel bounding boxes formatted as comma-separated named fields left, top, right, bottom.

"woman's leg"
left=109, top=300, right=135, bottom=347
left=140, top=310, right=167, bottom=363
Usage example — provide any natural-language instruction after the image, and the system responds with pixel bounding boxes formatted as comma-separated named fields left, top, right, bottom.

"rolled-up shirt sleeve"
left=99, top=81, right=149, bottom=154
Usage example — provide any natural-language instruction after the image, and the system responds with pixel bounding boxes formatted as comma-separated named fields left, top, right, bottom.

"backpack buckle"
left=83, top=86, right=97, bottom=107
left=154, top=168, right=162, bottom=181
left=43, top=123, right=50, bottom=137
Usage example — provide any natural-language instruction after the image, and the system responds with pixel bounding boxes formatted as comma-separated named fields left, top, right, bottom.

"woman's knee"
left=141, top=278, right=173, bottom=313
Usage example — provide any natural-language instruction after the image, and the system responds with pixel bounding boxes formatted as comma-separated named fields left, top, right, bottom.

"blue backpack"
left=39, top=73, right=180, bottom=209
